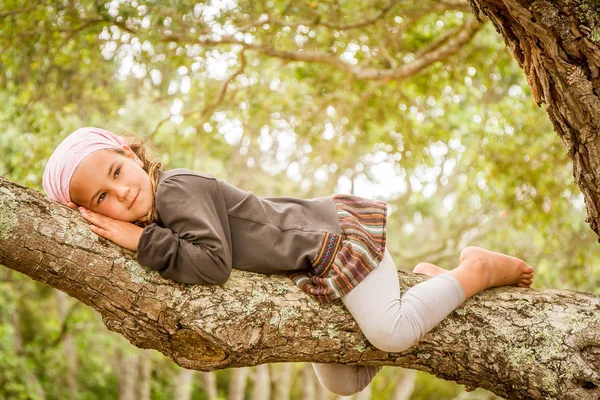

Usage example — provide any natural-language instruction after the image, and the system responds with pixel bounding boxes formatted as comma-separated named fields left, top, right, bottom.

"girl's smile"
left=69, top=147, right=153, bottom=222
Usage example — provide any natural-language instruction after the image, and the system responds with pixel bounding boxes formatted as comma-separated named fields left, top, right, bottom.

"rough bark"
left=468, top=0, right=600, bottom=240
left=1, top=179, right=600, bottom=400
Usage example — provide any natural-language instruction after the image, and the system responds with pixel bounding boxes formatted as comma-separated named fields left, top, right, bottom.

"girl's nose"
left=117, top=185, right=130, bottom=201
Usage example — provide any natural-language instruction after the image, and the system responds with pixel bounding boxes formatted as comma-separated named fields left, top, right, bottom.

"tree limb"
left=148, top=50, right=248, bottom=140
left=1, top=177, right=599, bottom=399
left=161, top=17, right=482, bottom=82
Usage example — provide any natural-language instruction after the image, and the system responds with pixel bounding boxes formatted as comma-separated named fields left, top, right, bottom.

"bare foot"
left=460, top=246, right=534, bottom=288
left=413, top=262, right=449, bottom=278
left=448, top=246, right=534, bottom=300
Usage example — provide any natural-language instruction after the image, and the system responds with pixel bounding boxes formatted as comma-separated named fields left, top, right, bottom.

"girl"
left=43, top=127, right=534, bottom=396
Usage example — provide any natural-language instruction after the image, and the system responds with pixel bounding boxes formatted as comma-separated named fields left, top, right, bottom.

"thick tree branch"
left=256, top=18, right=482, bottom=81
left=0, top=177, right=599, bottom=399
left=262, top=0, right=401, bottom=30
left=162, top=17, right=482, bottom=82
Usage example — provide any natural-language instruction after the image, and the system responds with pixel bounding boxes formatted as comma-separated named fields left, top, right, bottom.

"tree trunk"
left=173, top=368, right=195, bottom=400
left=137, top=350, right=152, bottom=400
left=271, top=363, right=293, bottom=400
left=228, top=368, right=250, bottom=400
left=116, top=348, right=138, bottom=400
left=252, top=364, right=271, bottom=400
left=55, top=289, right=79, bottom=398
left=11, top=299, right=46, bottom=400
left=200, top=371, right=218, bottom=400
left=1, top=178, right=600, bottom=399
left=301, top=364, right=316, bottom=400
left=468, top=0, right=600, bottom=239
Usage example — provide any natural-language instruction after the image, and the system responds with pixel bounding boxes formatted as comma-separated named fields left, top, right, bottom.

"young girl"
left=43, top=127, right=534, bottom=396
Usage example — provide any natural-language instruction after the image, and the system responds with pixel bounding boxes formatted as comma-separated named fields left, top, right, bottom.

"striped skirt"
left=288, top=194, right=388, bottom=303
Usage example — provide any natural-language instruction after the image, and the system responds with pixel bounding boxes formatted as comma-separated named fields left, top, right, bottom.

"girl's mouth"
left=130, top=191, right=139, bottom=209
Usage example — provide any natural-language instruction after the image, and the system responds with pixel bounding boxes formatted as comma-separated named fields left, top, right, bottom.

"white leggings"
left=312, top=248, right=466, bottom=396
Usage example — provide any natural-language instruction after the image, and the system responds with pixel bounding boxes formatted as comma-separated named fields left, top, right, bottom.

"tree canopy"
left=1, top=0, right=598, bottom=398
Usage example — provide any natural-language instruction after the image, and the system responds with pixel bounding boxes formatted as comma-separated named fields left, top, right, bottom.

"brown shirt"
left=136, top=168, right=342, bottom=284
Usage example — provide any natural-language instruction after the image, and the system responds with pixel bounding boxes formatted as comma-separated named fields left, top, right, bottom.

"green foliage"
left=0, top=0, right=597, bottom=398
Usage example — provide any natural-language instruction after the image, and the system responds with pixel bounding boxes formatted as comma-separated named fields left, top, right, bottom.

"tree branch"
left=165, top=17, right=482, bottom=82
left=148, top=50, right=248, bottom=140
left=0, top=4, right=42, bottom=18
left=1, top=177, right=599, bottom=399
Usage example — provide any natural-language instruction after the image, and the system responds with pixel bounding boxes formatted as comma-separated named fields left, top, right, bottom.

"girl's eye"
left=97, top=167, right=120, bottom=204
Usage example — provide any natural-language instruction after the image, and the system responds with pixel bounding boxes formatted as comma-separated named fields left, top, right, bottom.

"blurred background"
left=1, top=0, right=597, bottom=399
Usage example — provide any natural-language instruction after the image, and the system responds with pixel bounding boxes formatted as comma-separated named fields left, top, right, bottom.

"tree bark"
left=468, top=0, right=600, bottom=239
left=1, top=178, right=600, bottom=399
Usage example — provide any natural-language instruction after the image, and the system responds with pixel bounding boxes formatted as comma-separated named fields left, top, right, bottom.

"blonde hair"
left=110, top=135, right=162, bottom=227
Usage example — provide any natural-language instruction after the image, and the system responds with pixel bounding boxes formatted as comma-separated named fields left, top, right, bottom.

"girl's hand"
left=75, top=206, right=143, bottom=252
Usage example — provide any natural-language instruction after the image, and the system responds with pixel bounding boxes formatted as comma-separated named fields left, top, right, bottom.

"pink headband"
left=42, top=127, right=128, bottom=204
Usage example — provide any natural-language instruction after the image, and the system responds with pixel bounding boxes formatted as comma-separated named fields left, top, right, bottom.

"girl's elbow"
left=209, top=261, right=231, bottom=284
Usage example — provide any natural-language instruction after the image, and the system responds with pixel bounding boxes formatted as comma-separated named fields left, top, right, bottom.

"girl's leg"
left=314, top=246, right=533, bottom=395
left=340, top=248, right=466, bottom=354
left=311, top=363, right=381, bottom=396
left=313, top=248, right=463, bottom=395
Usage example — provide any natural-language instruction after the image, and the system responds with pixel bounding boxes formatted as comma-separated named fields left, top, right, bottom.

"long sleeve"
left=136, top=174, right=232, bottom=285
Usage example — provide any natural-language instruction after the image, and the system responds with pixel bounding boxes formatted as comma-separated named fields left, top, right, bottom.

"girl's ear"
left=121, top=144, right=135, bottom=158
left=121, top=144, right=143, bottom=167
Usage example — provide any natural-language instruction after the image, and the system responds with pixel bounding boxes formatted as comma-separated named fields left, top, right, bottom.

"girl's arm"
left=136, top=174, right=233, bottom=285
left=67, top=202, right=143, bottom=252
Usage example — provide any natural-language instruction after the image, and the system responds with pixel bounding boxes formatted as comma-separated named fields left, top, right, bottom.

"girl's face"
left=69, top=147, right=153, bottom=222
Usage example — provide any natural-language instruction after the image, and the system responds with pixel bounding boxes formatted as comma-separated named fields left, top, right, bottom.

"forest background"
left=0, top=0, right=597, bottom=399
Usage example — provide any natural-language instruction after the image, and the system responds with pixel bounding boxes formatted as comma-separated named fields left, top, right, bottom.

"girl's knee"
left=313, top=364, right=376, bottom=396
left=366, top=332, right=418, bottom=354
left=321, top=381, right=368, bottom=397
left=361, top=321, right=420, bottom=353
